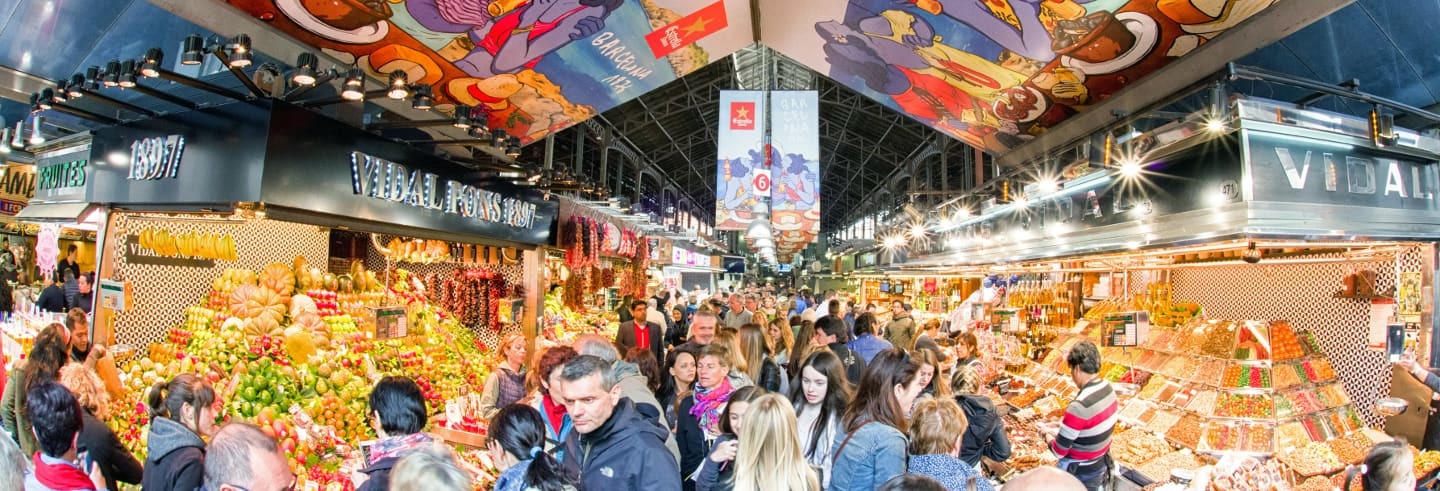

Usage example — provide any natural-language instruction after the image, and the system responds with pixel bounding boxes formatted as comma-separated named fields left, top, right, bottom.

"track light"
left=36, top=91, right=53, bottom=111
left=102, top=60, right=121, bottom=87
left=10, top=122, right=21, bottom=147
left=49, top=82, right=67, bottom=103
left=227, top=34, right=252, bottom=68
left=0, top=130, right=9, bottom=155
left=468, top=126, right=489, bottom=139
left=83, top=66, right=100, bottom=91
left=291, top=52, right=318, bottom=85
left=118, top=60, right=138, bottom=88
left=1372, top=108, right=1397, bottom=147
left=386, top=70, right=409, bottom=99
left=140, top=48, right=163, bottom=78
left=505, top=143, right=521, bottom=158
left=29, top=116, right=44, bottom=145
left=341, top=66, right=364, bottom=101
left=453, top=105, right=472, bottom=129
left=492, top=130, right=507, bottom=147
left=181, top=34, right=205, bottom=65
left=65, top=74, right=84, bottom=99
left=411, top=83, right=432, bottom=109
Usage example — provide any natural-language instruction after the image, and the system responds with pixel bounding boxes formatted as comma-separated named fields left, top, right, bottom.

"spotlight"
left=1204, top=118, right=1226, bottom=133
left=1242, top=242, right=1262, bottom=264
left=492, top=131, right=507, bottom=147
left=505, top=143, right=521, bottom=158
left=10, top=122, right=21, bottom=147
left=1119, top=158, right=1142, bottom=178
left=341, top=66, right=365, bottom=101
left=291, top=52, right=318, bottom=85
left=1373, top=109, right=1397, bottom=146
left=102, top=60, right=121, bottom=87
left=1014, top=194, right=1028, bottom=209
left=386, top=70, right=409, bottom=99
left=467, top=126, right=489, bottom=139
left=29, top=116, right=44, bottom=145
left=181, top=34, right=205, bottom=65
left=140, top=48, right=163, bottom=78
left=83, top=66, right=100, bottom=91
left=0, top=130, right=8, bottom=154
left=118, top=59, right=137, bottom=88
left=36, top=90, right=53, bottom=110
left=452, top=105, right=472, bottom=129
left=909, top=223, right=926, bottom=239
left=1037, top=177, right=1059, bottom=193
left=411, top=84, right=433, bottom=110
left=48, top=82, right=66, bottom=103
left=227, top=34, right=252, bottom=68
left=65, top=74, right=85, bottom=99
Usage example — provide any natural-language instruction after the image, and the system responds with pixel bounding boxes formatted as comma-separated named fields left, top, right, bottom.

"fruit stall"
left=539, top=199, right=659, bottom=342
left=13, top=103, right=561, bottom=488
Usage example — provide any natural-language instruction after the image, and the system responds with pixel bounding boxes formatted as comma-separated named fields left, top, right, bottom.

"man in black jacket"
left=615, top=300, right=664, bottom=365
left=554, top=355, right=680, bottom=490
left=814, top=317, right=866, bottom=384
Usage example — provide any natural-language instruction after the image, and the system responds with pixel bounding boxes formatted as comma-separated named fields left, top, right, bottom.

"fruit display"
left=1109, top=429, right=1173, bottom=467
left=382, top=237, right=452, bottom=264
left=108, top=258, right=503, bottom=485
left=1135, top=450, right=1208, bottom=483
left=1215, top=393, right=1273, bottom=418
left=1416, top=449, right=1440, bottom=477
left=136, top=228, right=238, bottom=261
left=1270, top=321, right=1304, bottom=360
left=1326, top=432, right=1372, bottom=465
left=1165, top=413, right=1204, bottom=449
left=1204, top=457, right=1287, bottom=491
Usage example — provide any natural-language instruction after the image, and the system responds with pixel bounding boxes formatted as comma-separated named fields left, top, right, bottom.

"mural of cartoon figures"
left=904, top=0, right=1096, bottom=63
left=448, top=70, right=597, bottom=139
left=1158, top=0, right=1276, bottom=57
left=716, top=157, right=754, bottom=216
left=408, top=0, right=625, bottom=78
left=774, top=153, right=817, bottom=211
left=862, top=10, right=1030, bottom=104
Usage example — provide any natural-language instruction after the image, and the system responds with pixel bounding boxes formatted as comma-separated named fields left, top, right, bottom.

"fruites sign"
left=37, top=158, right=86, bottom=192
left=349, top=152, right=539, bottom=229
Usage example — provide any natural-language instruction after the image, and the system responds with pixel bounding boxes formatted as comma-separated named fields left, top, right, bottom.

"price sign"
left=97, top=279, right=131, bottom=311
left=373, top=307, right=408, bottom=340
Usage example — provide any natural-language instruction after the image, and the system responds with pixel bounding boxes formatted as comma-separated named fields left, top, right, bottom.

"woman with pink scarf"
left=358, top=377, right=439, bottom=491
left=675, top=344, right=752, bottom=491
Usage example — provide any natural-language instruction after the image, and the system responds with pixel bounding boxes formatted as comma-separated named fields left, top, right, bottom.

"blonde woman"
left=713, top=329, right=749, bottom=379
left=478, top=333, right=528, bottom=420
left=732, top=394, right=820, bottom=491
left=767, top=317, right=795, bottom=367
left=60, top=363, right=143, bottom=490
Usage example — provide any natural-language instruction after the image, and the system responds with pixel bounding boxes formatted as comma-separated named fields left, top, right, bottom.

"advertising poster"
left=768, top=91, right=820, bottom=257
left=715, top=90, right=767, bottom=230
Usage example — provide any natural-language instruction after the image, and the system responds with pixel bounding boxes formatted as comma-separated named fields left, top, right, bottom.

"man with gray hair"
left=572, top=334, right=680, bottom=463
left=722, top=293, right=751, bottom=330
left=554, top=355, right=681, bottom=490
left=202, top=422, right=294, bottom=491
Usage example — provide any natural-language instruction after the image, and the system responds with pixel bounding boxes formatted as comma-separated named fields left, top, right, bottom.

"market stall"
left=8, top=100, right=559, bottom=489
left=887, top=96, right=1440, bottom=488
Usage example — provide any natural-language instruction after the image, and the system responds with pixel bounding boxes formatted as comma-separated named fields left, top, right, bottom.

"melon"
left=259, top=263, right=296, bottom=297
left=290, top=294, right=317, bottom=318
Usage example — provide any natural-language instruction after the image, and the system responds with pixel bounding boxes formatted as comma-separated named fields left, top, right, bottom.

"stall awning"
left=15, top=202, right=99, bottom=223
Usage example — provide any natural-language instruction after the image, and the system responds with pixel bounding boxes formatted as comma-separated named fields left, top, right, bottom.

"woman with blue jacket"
left=829, top=349, right=924, bottom=490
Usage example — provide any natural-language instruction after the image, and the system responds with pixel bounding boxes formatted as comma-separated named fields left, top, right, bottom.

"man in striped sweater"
left=1050, top=341, right=1117, bottom=491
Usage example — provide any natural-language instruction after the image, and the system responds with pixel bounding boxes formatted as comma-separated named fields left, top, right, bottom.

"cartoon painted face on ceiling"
left=408, top=0, right=623, bottom=78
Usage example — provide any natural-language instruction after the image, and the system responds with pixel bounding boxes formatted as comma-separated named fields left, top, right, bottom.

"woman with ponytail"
left=140, top=373, right=217, bottom=491
left=488, top=404, right=580, bottom=491
left=1343, top=439, right=1415, bottom=491
left=1, top=323, right=70, bottom=456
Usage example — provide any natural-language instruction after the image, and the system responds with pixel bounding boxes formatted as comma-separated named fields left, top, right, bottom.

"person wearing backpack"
left=813, top=317, right=865, bottom=385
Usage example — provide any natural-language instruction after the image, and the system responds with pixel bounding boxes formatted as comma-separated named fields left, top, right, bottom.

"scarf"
left=32, top=453, right=96, bottom=490
left=541, top=394, right=569, bottom=437
left=688, top=377, right=734, bottom=435
left=368, top=432, right=436, bottom=465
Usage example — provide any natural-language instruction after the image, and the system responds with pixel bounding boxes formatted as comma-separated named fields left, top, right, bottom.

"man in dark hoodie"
left=554, top=355, right=681, bottom=490
left=951, top=364, right=1011, bottom=471
left=813, top=316, right=866, bottom=384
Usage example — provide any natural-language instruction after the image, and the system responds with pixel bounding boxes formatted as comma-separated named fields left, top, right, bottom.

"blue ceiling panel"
left=0, top=0, right=138, bottom=81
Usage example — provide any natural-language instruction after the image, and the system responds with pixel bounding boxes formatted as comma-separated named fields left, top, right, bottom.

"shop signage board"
left=127, top=135, right=186, bottom=181
left=121, top=234, right=218, bottom=268
left=1245, top=130, right=1440, bottom=210
left=0, top=163, right=36, bottom=216
left=769, top=91, right=820, bottom=254
left=96, top=278, right=131, bottom=311
left=373, top=306, right=408, bottom=340
left=33, top=144, right=92, bottom=202
left=262, top=105, right=557, bottom=246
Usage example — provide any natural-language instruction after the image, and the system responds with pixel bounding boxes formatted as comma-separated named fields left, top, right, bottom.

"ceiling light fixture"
left=410, top=83, right=432, bottom=109
left=291, top=52, right=318, bottom=85
left=505, top=143, right=521, bottom=158
left=1119, top=158, right=1142, bottom=178
left=181, top=34, right=205, bottom=65
left=226, top=34, right=252, bottom=68
left=341, top=66, right=365, bottom=101
left=83, top=66, right=100, bottom=91
left=48, top=82, right=66, bottom=104
left=386, top=70, right=409, bottom=100
left=102, top=60, right=121, bottom=87
left=36, top=91, right=53, bottom=111
left=452, top=105, right=472, bottom=129
left=118, top=59, right=138, bottom=88
left=10, top=122, right=21, bottom=147
left=140, top=47, right=163, bottom=78
left=65, top=74, right=85, bottom=99
left=491, top=130, right=507, bottom=147
left=0, top=130, right=9, bottom=154
left=1038, top=177, right=1059, bottom=193
left=29, top=116, right=44, bottom=145
left=467, top=126, right=490, bottom=139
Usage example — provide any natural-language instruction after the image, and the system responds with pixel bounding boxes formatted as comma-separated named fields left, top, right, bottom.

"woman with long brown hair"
left=1, top=323, right=69, bottom=456
left=738, top=324, right=785, bottom=393
left=789, top=350, right=851, bottom=488
left=788, top=320, right=819, bottom=376
left=829, top=349, right=923, bottom=491
left=767, top=317, right=794, bottom=367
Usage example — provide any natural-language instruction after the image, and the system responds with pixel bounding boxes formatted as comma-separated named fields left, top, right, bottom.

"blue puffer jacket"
left=829, top=421, right=907, bottom=491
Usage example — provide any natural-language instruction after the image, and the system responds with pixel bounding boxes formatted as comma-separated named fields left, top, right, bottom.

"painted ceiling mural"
left=227, top=0, right=754, bottom=143
left=760, top=0, right=1280, bottom=154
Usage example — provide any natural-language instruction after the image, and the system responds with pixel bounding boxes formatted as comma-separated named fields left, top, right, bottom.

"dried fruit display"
left=1145, top=410, right=1181, bottom=435
left=1195, top=359, right=1226, bottom=386
left=1277, top=421, right=1312, bottom=450
left=1416, top=449, right=1440, bottom=476
left=1110, top=430, right=1173, bottom=467
left=1244, top=425, right=1274, bottom=453
left=1273, top=363, right=1303, bottom=389
left=1186, top=390, right=1217, bottom=414
left=1137, top=406, right=1158, bottom=424
left=1317, top=385, right=1351, bottom=408
left=1215, top=393, right=1273, bottom=418
left=1008, top=390, right=1043, bottom=407
left=1135, top=450, right=1207, bottom=483
left=1327, top=432, right=1370, bottom=464
left=1307, top=358, right=1338, bottom=382
left=1139, top=376, right=1170, bottom=399
left=1298, top=330, right=1324, bottom=357
left=1209, top=458, right=1286, bottom=491
left=1278, top=442, right=1344, bottom=477
left=1118, top=400, right=1152, bottom=422
left=1271, top=321, right=1305, bottom=360
left=1233, top=321, right=1272, bottom=360
left=1156, top=382, right=1180, bottom=403
left=1200, top=321, right=1236, bottom=358
left=1295, top=476, right=1335, bottom=491
left=1166, top=413, right=1204, bottom=449
left=1168, top=385, right=1197, bottom=408
left=1160, top=356, right=1196, bottom=378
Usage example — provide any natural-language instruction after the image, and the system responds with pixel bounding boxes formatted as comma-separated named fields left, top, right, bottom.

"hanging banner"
left=768, top=91, right=820, bottom=254
left=715, top=90, right=767, bottom=230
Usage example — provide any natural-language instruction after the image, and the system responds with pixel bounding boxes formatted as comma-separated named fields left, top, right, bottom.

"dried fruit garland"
left=427, top=268, right=508, bottom=331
